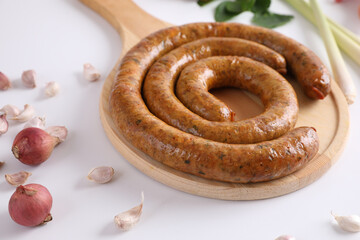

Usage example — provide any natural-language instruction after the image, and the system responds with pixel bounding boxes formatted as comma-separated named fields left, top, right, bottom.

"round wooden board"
left=82, top=0, right=350, bottom=200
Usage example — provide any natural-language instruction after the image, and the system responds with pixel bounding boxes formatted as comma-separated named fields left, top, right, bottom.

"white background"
left=0, top=0, right=360, bottom=239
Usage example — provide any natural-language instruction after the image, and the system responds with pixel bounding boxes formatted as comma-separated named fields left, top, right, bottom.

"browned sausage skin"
left=110, top=22, right=322, bottom=183
left=145, top=55, right=298, bottom=143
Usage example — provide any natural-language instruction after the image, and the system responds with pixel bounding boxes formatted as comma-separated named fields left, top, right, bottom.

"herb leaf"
left=251, top=0, right=271, bottom=14
left=197, top=0, right=215, bottom=6
left=235, top=0, right=256, bottom=11
left=251, top=11, right=294, bottom=28
left=225, top=2, right=243, bottom=13
left=215, top=1, right=239, bottom=22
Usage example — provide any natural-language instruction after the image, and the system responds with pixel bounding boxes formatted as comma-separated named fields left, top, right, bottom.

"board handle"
left=80, top=0, right=171, bottom=52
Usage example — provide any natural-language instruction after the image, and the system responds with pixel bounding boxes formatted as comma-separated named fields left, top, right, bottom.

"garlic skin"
left=275, top=235, right=296, bottom=240
left=45, top=81, right=60, bottom=97
left=0, top=72, right=11, bottom=90
left=5, top=171, right=32, bottom=186
left=11, top=104, right=35, bottom=122
left=0, top=114, right=9, bottom=135
left=332, top=213, right=360, bottom=232
left=21, top=70, right=37, bottom=88
left=24, top=116, right=46, bottom=129
left=46, top=126, right=68, bottom=143
left=83, top=63, right=101, bottom=82
left=114, top=192, right=144, bottom=231
left=87, top=166, right=115, bottom=184
left=0, top=104, right=20, bottom=118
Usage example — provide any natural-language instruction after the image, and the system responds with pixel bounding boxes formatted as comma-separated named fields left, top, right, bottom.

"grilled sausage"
left=110, top=22, right=323, bottom=183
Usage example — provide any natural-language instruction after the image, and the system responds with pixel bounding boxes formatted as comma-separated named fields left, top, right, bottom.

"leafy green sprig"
left=197, top=0, right=294, bottom=28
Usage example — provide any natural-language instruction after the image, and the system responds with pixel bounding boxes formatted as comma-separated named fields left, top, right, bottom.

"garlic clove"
left=0, top=104, right=20, bottom=118
left=21, top=70, right=37, bottom=88
left=45, top=81, right=60, bottom=97
left=46, top=126, right=68, bottom=143
left=0, top=114, right=9, bottom=135
left=83, top=63, right=101, bottom=82
left=0, top=72, right=11, bottom=90
left=11, top=104, right=35, bottom=122
left=114, top=192, right=144, bottom=231
left=275, top=235, right=296, bottom=240
left=24, top=116, right=46, bottom=129
left=332, top=212, right=360, bottom=232
left=87, top=166, right=115, bottom=184
left=5, top=171, right=32, bottom=186
left=0, top=161, right=4, bottom=168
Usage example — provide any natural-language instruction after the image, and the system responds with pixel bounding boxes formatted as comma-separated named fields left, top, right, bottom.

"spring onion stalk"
left=310, top=0, right=356, bottom=104
left=283, top=0, right=360, bottom=66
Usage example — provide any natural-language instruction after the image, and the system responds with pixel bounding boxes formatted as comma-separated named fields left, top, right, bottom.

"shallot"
left=0, top=72, right=11, bottom=90
left=12, top=127, right=61, bottom=165
left=8, top=183, right=53, bottom=227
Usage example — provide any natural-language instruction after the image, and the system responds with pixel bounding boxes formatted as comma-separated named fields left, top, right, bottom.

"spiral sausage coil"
left=110, top=23, right=328, bottom=183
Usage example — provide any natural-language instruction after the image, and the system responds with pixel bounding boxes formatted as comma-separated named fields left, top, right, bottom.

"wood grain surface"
left=81, top=0, right=350, bottom=200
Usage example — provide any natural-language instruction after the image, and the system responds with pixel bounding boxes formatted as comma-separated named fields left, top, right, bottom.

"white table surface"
left=0, top=0, right=359, bottom=239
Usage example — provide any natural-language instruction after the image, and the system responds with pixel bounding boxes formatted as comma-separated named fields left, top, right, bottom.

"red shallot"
left=12, top=127, right=61, bottom=165
left=8, top=183, right=53, bottom=227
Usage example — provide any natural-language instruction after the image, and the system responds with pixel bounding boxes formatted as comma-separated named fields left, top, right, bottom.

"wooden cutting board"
left=81, top=0, right=350, bottom=200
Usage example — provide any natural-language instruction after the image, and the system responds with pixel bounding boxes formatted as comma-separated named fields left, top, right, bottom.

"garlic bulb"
left=21, top=70, right=37, bottom=88
left=114, top=192, right=144, bottom=231
left=11, top=104, right=35, bottom=122
left=5, top=171, right=32, bottom=186
left=275, top=235, right=296, bottom=240
left=24, top=116, right=46, bottom=129
left=0, top=114, right=8, bottom=135
left=46, top=126, right=68, bottom=143
left=0, top=104, right=20, bottom=118
left=0, top=72, right=11, bottom=90
left=45, top=81, right=60, bottom=97
left=87, top=166, right=115, bottom=184
left=83, top=63, right=101, bottom=82
left=332, top=212, right=360, bottom=232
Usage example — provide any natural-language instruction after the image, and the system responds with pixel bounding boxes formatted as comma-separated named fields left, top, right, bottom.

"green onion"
left=284, top=0, right=360, bottom=67
left=309, top=0, right=356, bottom=104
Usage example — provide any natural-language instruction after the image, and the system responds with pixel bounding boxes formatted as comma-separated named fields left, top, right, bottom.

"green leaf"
left=235, top=0, right=256, bottom=11
left=215, top=1, right=239, bottom=22
left=225, top=2, right=243, bottom=13
left=251, top=11, right=294, bottom=28
left=251, top=0, right=271, bottom=13
left=197, top=0, right=215, bottom=7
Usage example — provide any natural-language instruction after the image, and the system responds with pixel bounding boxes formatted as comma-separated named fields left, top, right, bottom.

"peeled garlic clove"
left=5, top=171, right=32, bottom=186
left=275, top=235, right=296, bottom=240
left=0, top=114, right=9, bottom=135
left=21, top=70, right=37, bottom=88
left=83, top=63, right=101, bottom=82
left=114, top=192, right=144, bottom=231
left=0, top=72, right=11, bottom=90
left=24, top=116, right=46, bottom=129
left=45, top=81, right=60, bottom=97
left=0, top=104, right=20, bottom=118
left=332, top=212, right=360, bottom=232
left=87, top=166, right=114, bottom=184
left=46, top=126, right=68, bottom=143
left=11, top=104, right=35, bottom=122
